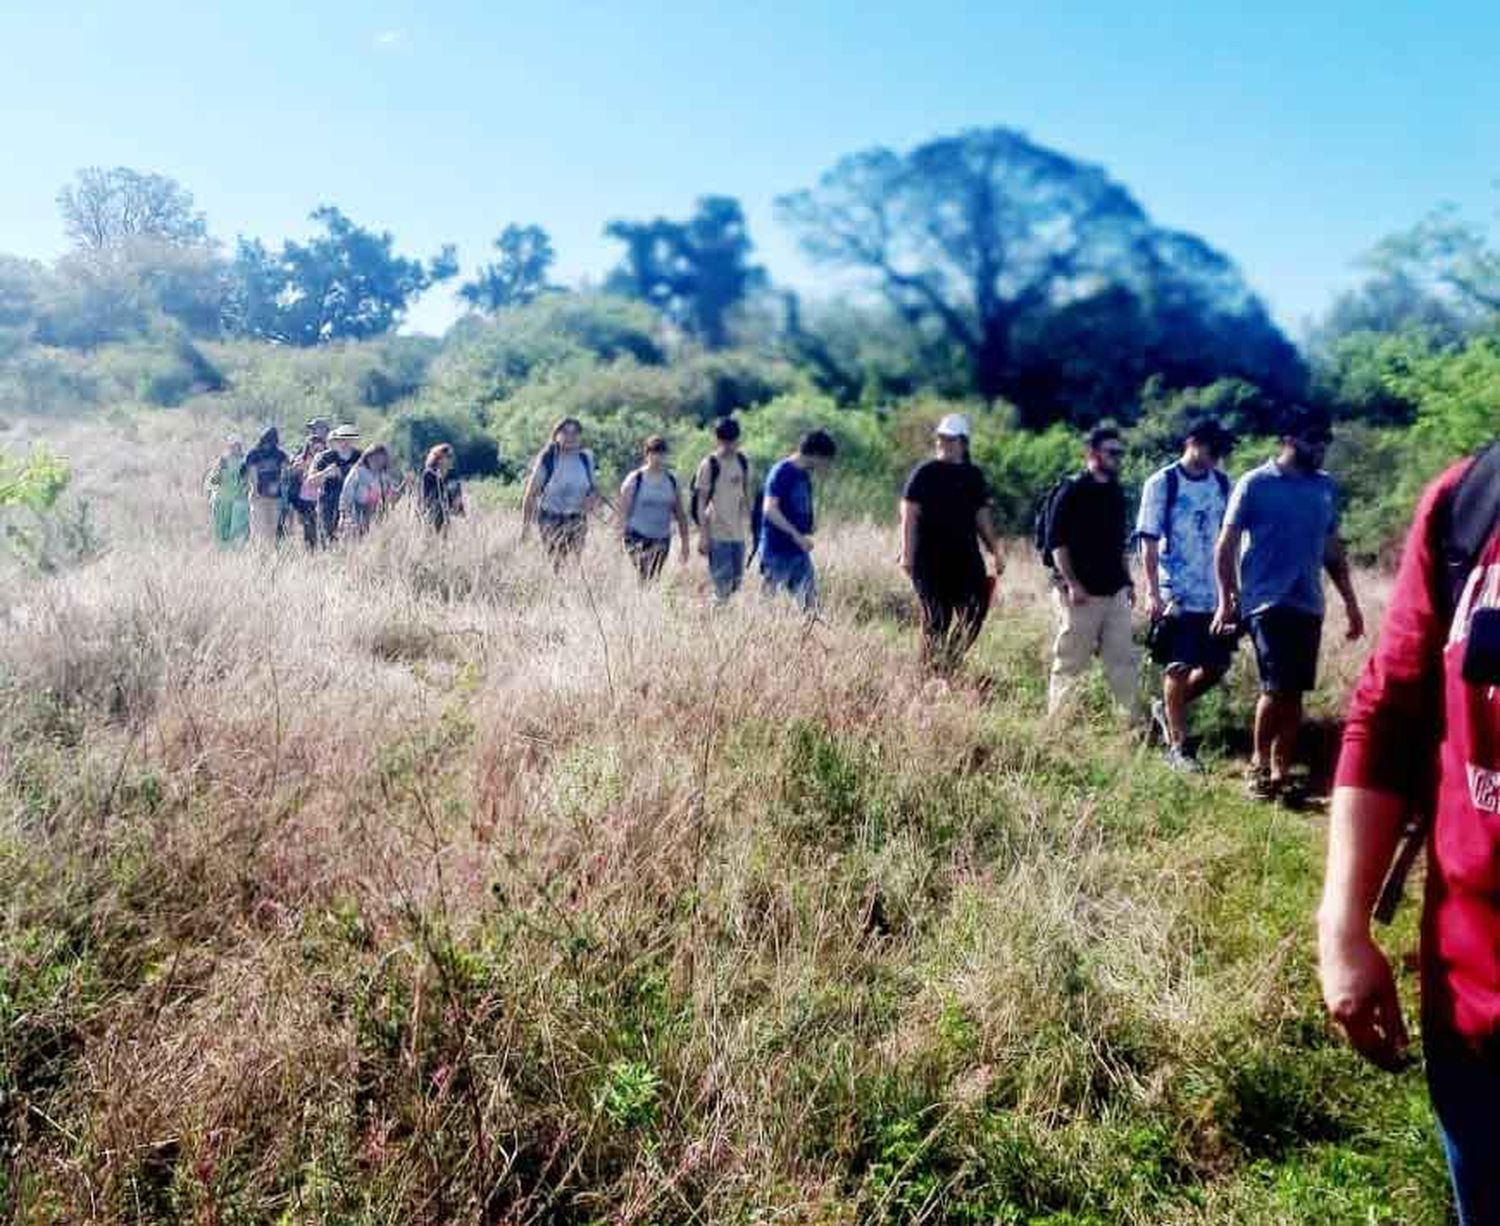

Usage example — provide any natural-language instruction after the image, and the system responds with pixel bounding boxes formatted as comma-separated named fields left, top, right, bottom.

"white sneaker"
left=1165, top=745, right=1204, bottom=775
left=1150, top=699, right=1171, bottom=745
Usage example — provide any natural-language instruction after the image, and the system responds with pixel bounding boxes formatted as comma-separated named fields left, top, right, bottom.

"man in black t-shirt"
left=309, top=424, right=362, bottom=543
left=899, top=413, right=1004, bottom=670
left=1046, top=423, right=1137, bottom=714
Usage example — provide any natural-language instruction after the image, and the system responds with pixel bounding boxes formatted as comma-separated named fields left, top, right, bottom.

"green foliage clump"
left=385, top=408, right=502, bottom=479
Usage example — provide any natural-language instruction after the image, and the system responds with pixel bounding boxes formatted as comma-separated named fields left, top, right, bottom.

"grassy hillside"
left=0, top=413, right=1449, bottom=1223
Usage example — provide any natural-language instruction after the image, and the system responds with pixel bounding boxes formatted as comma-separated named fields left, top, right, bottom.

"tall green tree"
left=228, top=207, right=457, bottom=345
left=777, top=127, right=1302, bottom=426
left=605, top=196, right=766, bottom=349
left=459, top=224, right=557, bottom=312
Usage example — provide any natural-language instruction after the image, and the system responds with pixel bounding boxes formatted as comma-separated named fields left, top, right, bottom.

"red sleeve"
left=1335, top=461, right=1471, bottom=797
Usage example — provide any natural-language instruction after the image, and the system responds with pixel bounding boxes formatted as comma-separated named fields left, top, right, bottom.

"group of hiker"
left=518, top=409, right=1500, bottom=1221
left=1036, top=409, right=1363, bottom=798
left=203, top=418, right=465, bottom=547
left=515, top=413, right=832, bottom=606
left=201, top=405, right=1366, bottom=799
left=191, top=400, right=1500, bottom=1218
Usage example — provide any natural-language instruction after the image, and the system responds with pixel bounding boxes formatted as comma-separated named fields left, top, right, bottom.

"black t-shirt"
left=312, top=447, right=362, bottom=504
left=1051, top=473, right=1130, bottom=596
left=902, top=459, right=991, bottom=574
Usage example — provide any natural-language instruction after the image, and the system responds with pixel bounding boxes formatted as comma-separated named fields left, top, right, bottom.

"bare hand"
left=1211, top=601, right=1237, bottom=637
left=1147, top=594, right=1166, bottom=623
left=697, top=536, right=710, bottom=558
left=1346, top=606, right=1366, bottom=641
left=1319, top=928, right=1409, bottom=1071
left=800, top=533, right=815, bottom=554
left=1065, top=582, right=1088, bottom=608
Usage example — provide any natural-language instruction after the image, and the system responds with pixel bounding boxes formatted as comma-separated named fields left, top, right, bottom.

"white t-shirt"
left=1136, top=462, right=1230, bottom=613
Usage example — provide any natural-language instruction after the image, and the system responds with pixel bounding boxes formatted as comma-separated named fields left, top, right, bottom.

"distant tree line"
left=5, top=128, right=1493, bottom=435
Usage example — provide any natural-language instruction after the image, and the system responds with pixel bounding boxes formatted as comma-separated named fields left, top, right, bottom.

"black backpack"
left=628, top=467, right=678, bottom=500
left=1374, top=441, right=1500, bottom=923
left=1440, top=441, right=1500, bottom=615
left=691, top=452, right=763, bottom=543
left=538, top=444, right=596, bottom=494
left=1033, top=473, right=1083, bottom=570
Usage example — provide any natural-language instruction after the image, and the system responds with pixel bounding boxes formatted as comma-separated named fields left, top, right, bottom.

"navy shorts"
left=1149, top=610, right=1236, bottom=675
left=1248, top=607, right=1323, bottom=694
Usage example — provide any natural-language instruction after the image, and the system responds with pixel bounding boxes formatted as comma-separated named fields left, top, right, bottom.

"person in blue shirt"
left=759, top=429, right=838, bottom=610
left=1214, top=406, right=1365, bottom=805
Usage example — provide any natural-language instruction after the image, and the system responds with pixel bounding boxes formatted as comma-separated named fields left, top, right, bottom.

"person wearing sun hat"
left=308, top=423, right=362, bottom=542
left=898, top=412, right=1004, bottom=671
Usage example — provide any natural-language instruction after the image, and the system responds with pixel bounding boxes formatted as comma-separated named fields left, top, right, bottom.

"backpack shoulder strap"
left=1163, top=464, right=1181, bottom=537
left=539, top=443, right=558, bottom=489
left=1214, top=468, right=1231, bottom=500
left=1443, top=443, right=1500, bottom=615
left=582, top=450, right=596, bottom=491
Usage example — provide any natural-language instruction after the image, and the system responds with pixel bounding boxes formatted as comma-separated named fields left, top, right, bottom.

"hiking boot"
left=1246, top=766, right=1279, bottom=802
left=1165, top=745, right=1204, bottom=775
left=1150, top=699, right=1171, bottom=746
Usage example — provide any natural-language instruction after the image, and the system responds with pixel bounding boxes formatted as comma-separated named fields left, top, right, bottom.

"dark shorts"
left=624, top=530, right=670, bottom=581
left=538, top=511, right=587, bottom=561
left=1248, top=607, right=1323, bottom=694
left=1149, top=610, right=1236, bottom=675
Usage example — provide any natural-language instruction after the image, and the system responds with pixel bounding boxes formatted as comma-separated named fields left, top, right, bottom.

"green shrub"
left=386, top=408, right=504, bottom=479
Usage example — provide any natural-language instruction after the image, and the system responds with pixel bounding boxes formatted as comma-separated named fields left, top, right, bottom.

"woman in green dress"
left=204, top=436, right=250, bottom=547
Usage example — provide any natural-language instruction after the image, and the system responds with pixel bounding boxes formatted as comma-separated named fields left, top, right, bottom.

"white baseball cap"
left=935, top=413, right=971, bottom=439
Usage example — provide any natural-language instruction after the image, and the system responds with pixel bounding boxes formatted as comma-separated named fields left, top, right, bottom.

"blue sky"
left=2, top=1, right=1496, bottom=337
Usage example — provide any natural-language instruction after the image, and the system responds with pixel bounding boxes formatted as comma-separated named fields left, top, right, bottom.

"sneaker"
left=1246, top=766, right=1279, bottom=802
left=1150, top=699, right=1171, bottom=746
left=1165, top=745, right=1204, bottom=775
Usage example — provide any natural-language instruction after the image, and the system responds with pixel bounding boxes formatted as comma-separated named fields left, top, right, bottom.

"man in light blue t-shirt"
left=1136, top=419, right=1236, bottom=772
left=1213, top=406, right=1365, bottom=805
left=760, top=429, right=838, bottom=610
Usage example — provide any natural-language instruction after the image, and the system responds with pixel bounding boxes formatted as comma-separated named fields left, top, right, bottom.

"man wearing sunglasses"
left=1047, top=423, right=1137, bottom=715
left=1213, top=406, right=1364, bottom=805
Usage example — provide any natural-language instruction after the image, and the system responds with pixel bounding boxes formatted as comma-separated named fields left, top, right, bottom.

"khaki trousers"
left=1049, top=588, right=1137, bottom=713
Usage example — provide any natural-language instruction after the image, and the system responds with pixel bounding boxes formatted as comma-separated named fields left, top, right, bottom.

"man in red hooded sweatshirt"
left=1318, top=442, right=1500, bottom=1224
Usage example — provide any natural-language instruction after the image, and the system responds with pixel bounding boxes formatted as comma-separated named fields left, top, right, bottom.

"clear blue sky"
left=3, top=1, right=1496, bottom=337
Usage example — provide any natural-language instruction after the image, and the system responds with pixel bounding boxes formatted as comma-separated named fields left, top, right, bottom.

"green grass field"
left=0, top=412, right=1450, bottom=1224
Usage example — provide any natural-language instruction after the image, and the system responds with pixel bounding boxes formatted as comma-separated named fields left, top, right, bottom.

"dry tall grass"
left=0, top=413, right=1436, bottom=1225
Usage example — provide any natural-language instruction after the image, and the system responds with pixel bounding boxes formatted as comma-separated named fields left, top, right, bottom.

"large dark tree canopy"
left=777, top=127, right=1303, bottom=426
left=606, top=196, right=766, bottom=349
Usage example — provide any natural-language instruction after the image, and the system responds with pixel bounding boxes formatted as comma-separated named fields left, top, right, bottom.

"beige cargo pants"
left=1048, top=588, right=1137, bottom=714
